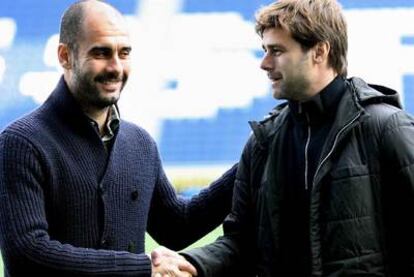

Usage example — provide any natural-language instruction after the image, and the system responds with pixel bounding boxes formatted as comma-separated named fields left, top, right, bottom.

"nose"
left=107, top=55, right=123, bottom=73
left=260, top=52, right=273, bottom=72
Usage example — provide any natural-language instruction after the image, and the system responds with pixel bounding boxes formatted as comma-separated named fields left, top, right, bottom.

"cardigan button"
left=131, top=190, right=139, bottom=201
left=127, top=241, right=136, bottom=253
left=97, top=183, right=104, bottom=195
left=101, top=238, right=109, bottom=248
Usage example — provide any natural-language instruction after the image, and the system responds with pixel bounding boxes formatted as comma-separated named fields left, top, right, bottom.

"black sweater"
left=279, top=77, right=346, bottom=274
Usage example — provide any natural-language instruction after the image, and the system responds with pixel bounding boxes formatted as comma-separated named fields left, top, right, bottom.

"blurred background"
left=1, top=0, right=414, bottom=274
left=1, top=0, right=414, bottom=187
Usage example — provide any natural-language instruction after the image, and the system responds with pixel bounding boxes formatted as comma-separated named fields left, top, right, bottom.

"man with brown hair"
left=153, top=0, right=414, bottom=276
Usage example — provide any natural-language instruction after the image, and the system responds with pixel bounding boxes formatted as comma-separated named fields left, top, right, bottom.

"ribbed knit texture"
left=0, top=77, right=236, bottom=276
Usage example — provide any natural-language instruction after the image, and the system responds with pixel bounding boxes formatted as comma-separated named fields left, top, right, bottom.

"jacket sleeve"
left=380, top=110, right=414, bottom=177
left=0, top=132, right=151, bottom=276
left=378, top=110, right=414, bottom=274
left=146, top=151, right=237, bottom=250
left=179, top=136, right=258, bottom=277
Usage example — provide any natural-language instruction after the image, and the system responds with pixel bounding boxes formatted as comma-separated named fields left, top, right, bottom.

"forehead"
left=79, top=7, right=130, bottom=47
left=262, top=27, right=298, bottom=48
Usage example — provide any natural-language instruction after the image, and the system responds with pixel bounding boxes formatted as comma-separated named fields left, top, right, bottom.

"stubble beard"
left=72, top=63, right=127, bottom=109
left=280, top=75, right=310, bottom=101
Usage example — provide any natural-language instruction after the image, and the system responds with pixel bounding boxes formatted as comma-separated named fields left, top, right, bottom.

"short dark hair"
left=59, top=0, right=89, bottom=54
left=255, top=0, right=348, bottom=77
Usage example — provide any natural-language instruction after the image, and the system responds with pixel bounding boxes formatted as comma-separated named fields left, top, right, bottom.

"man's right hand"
left=150, top=246, right=198, bottom=277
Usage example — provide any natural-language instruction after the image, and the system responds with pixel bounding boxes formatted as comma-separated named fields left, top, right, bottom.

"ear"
left=58, top=43, right=72, bottom=70
left=313, top=41, right=330, bottom=64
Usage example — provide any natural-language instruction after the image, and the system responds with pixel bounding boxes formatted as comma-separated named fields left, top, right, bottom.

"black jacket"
left=183, top=77, right=414, bottom=276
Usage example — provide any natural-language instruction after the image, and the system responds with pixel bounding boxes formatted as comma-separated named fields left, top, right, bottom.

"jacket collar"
left=288, top=76, right=346, bottom=123
left=251, top=77, right=401, bottom=141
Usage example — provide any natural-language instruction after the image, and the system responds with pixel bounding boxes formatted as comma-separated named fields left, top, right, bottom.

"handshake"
left=150, top=246, right=198, bottom=277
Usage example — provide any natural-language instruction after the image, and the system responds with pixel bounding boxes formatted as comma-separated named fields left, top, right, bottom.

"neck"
left=305, top=69, right=338, bottom=100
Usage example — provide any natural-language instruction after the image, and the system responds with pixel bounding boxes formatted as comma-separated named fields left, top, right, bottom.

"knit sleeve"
left=147, top=150, right=237, bottom=250
left=0, top=132, right=151, bottom=276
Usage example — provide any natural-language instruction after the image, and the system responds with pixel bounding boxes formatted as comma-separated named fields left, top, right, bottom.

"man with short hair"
left=0, top=1, right=236, bottom=276
left=155, top=0, right=414, bottom=276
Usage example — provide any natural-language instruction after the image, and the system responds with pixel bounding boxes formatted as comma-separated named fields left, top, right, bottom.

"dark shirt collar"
left=289, top=76, right=346, bottom=121
left=89, top=105, right=120, bottom=142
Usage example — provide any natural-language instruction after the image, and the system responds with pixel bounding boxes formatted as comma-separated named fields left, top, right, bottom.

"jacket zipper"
left=304, top=112, right=311, bottom=190
left=312, top=112, right=362, bottom=188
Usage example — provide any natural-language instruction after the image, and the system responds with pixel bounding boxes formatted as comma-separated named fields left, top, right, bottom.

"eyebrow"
left=88, top=46, right=132, bottom=53
left=262, top=43, right=285, bottom=50
left=89, top=46, right=111, bottom=53
left=120, top=46, right=132, bottom=52
left=262, top=43, right=285, bottom=48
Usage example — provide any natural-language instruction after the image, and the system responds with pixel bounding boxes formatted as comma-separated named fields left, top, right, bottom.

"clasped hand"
left=150, top=246, right=198, bottom=277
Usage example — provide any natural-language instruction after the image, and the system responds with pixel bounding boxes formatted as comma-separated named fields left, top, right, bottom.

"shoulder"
left=362, top=100, right=412, bottom=131
left=248, top=102, right=289, bottom=150
left=118, top=120, right=159, bottom=153
left=119, top=120, right=155, bottom=141
left=359, top=102, right=414, bottom=148
left=346, top=77, right=412, bottom=132
left=1, top=109, right=43, bottom=142
left=0, top=121, right=41, bottom=160
left=363, top=102, right=402, bottom=119
left=238, top=104, right=289, bottom=169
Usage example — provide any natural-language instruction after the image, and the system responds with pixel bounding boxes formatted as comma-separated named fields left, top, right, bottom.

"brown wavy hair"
left=255, top=0, right=348, bottom=77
